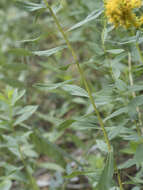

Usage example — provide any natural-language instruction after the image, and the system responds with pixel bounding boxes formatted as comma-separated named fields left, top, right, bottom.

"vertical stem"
left=43, top=0, right=111, bottom=152
left=128, top=52, right=142, bottom=136
left=114, top=163, right=123, bottom=190
left=101, top=15, right=123, bottom=190
left=44, top=1, right=123, bottom=189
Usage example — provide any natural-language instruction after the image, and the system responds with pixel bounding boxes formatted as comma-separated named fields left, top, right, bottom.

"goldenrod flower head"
left=105, top=0, right=143, bottom=28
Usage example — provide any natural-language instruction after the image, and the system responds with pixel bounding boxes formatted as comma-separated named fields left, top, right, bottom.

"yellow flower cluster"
left=105, top=0, right=143, bottom=28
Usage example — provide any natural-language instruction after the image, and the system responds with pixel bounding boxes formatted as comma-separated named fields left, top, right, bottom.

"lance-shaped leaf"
left=32, top=46, right=66, bottom=57
left=68, top=8, right=103, bottom=31
left=97, top=151, right=114, bottom=190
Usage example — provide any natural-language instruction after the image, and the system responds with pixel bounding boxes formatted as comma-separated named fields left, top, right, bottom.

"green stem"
left=101, top=15, right=123, bottom=190
left=44, top=0, right=111, bottom=151
left=114, top=163, right=123, bottom=190
left=44, top=1, right=123, bottom=189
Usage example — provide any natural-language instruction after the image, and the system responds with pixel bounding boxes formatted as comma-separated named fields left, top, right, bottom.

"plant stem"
left=128, top=52, right=142, bottom=136
left=101, top=15, right=123, bottom=190
left=44, top=0, right=111, bottom=152
left=114, top=163, right=123, bottom=190
left=44, top=1, right=123, bottom=189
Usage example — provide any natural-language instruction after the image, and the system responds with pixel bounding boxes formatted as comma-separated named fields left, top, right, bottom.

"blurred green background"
left=1, top=0, right=143, bottom=190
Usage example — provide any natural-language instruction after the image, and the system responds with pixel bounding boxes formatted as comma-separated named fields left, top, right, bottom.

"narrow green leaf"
left=58, top=64, right=71, bottom=71
left=96, top=140, right=108, bottom=153
left=14, top=106, right=38, bottom=126
left=104, top=107, right=127, bottom=122
left=127, top=95, right=143, bottom=116
left=17, top=36, right=40, bottom=44
left=68, top=8, right=103, bottom=31
left=0, top=180, right=12, bottom=190
left=97, top=151, right=114, bottom=190
left=118, top=159, right=136, bottom=170
left=65, top=170, right=98, bottom=178
left=134, top=143, right=143, bottom=165
left=16, top=1, right=46, bottom=12
left=36, top=82, right=89, bottom=98
left=115, top=79, right=127, bottom=91
left=106, top=49, right=124, bottom=54
left=11, top=89, right=26, bottom=106
left=32, top=46, right=66, bottom=57
left=61, top=84, right=89, bottom=97
left=39, top=162, right=64, bottom=172
left=34, top=80, right=74, bottom=91
left=128, top=84, right=143, bottom=92
left=56, top=119, right=75, bottom=131
left=71, top=115, right=98, bottom=130
left=128, top=95, right=143, bottom=108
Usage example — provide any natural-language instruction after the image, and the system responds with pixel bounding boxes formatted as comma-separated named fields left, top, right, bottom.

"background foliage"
left=1, top=0, right=143, bottom=190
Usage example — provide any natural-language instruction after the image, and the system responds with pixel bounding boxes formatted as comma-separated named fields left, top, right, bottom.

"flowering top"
left=105, top=0, right=143, bottom=28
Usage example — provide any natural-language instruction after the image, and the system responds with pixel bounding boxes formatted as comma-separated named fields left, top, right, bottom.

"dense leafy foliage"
left=1, top=0, right=143, bottom=190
